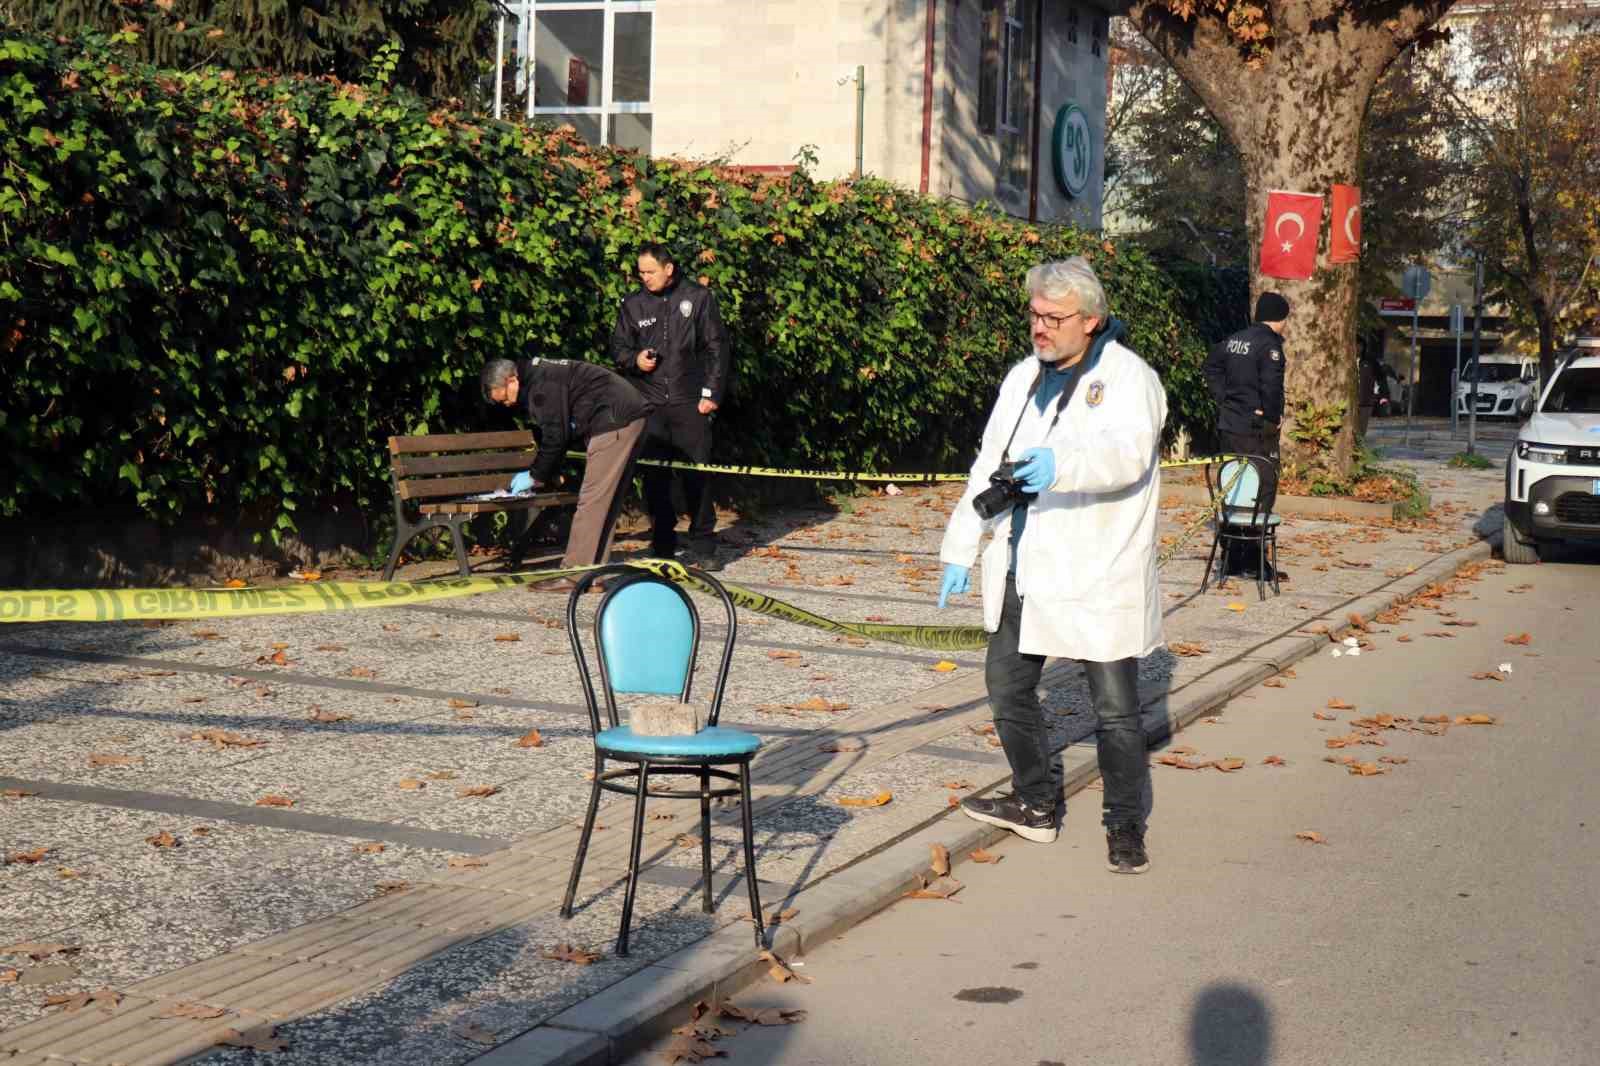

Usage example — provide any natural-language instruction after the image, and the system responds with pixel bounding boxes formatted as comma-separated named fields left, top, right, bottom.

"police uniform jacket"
left=608, top=276, right=731, bottom=407
left=1203, top=323, right=1286, bottom=435
left=939, top=322, right=1169, bottom=662
left=516, top=358, right=649, bottom=486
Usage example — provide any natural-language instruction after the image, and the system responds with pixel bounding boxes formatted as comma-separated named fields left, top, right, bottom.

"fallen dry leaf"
left=905, top=873, right=965, bottom=900
left=1326, top=698, right=1356, bottom=710
left=930, top=843, right=951, bottom=877
left=457, top=785, right=500, bottom=798
left=308, top=708, right=350, bottom=723
left=1225, top=602, right=1246, bottom=612
left=254, top=794, right=295, bottom=808
left=970, top=848, right=1004, bottom=864
left=0, top=943, right=77, bottom=962
left=1503, top=632, right=1532, bottom=645
left=836, top=789, right=892, bottom=808
left=789, top=696, right=849, bottom=713
left=216, top=1025, right=288, bottom=1052
left=759, top=949, right=812, bottom=983
left=1470, top=671, right=1506, bottom=682
left=1313, top=711, right=1337, bottom=721
left=492, top=633, right=521, bottom=643
left=87, top=754, right=139, bottom=768
left=448, top=698, right=478, bottom=709
left=1156, top=753, right=1207, bottom=769
left=354, top=842, right=385, bottom=854
left=763, top=907, right=800, bottom=926
left=447, top=856, right=487, bottom=869
left=515, top=729, right=545, bottom=748
left=1212, top=757, right=1246, bottom=773
left=1347, top=762, right=1388, bottom=776
left=348, top=666, right=377, bottom=678
left=375, top=881, right=409, bottom=895
left=158, top=1001, right=230, bottom=1020
left=1424, top=631, right=1455, bottom=639
left=1168, top=641, right=1209, bottom=657
left=455, top=1024, right=499, bottom=1046
left=766, top=649, right=802, bottom=661
left=673, top=834, right=700, bottom=849
left=818, top=740, right=864, bottom=753
left=146, top=831, right=180, bottom=848
left=397, top=778, right=426, bottom=790
left=932, top=660, right=958, bottom=672
left=541, top=943, right=602, bottom=966
left=1454, top=714, right=1497, bottom=725
left=185, top=729, right=266, bottom=750
left=1379, top=755, right=1410, bottom=764
left=44, top=992, right=91, bottom=1011
left=1262, top=678, right=1286, bottom=688
left=719, top=1003, right=808, bottom=1026
left=1261, top=755, right=1286, bottom=766
left=1397, top=635, right=1413, bottom=643
left=1295, top=831, right=1327, bottom=844
left=4, top=847, right=50, bottom=865
left=0, top=970, right=17, bottom=984
left=942, top=779, right=975, bottom=790
left=2, top=788, right=39, bottom=799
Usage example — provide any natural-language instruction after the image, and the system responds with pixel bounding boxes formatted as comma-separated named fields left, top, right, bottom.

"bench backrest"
left=388, top=431, right=536, bottom=502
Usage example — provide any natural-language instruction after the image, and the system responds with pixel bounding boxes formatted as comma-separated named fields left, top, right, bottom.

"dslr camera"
left=971, top=460, right=1037, bottom=520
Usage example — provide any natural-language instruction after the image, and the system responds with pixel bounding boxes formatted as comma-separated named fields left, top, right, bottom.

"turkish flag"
left=1329, top=184, right=1361, bottom=263
left=1259, top=190, right=1324, bottom=280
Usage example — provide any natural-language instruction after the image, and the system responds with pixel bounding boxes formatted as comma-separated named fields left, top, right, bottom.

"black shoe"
left=1106, top=823, right=1149, bottom=874
left=681, top=537, right=724, bottom=572
left=960, top=793, right=1057, bottom=843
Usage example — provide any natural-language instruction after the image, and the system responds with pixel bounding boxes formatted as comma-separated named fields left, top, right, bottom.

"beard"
left=1034, top=344, right=1065, bottom=364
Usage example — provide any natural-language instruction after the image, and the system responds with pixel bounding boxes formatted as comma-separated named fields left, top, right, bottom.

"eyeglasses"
left=1028, top=308, right=1082, bottom=330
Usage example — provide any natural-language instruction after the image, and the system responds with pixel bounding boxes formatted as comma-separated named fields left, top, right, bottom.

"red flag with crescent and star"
left=1260, top=190, right=1324, bottom=280
left=1329, top=183, right=1361, bottom=263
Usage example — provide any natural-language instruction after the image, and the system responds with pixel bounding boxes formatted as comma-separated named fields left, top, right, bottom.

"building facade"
left=489, top=0, right=1113, bottom=226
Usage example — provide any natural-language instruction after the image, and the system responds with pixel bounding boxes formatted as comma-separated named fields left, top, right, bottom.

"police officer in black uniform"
left=609, top=242, right=731, bottom=567
left=1203, top=291, right=1289, bottom=577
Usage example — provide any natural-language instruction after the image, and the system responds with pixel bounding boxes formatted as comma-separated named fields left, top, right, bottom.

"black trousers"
left=1218, top=426, right=1279, bottom=517
left=986, top=577, right=1151, bottom=828
left=641, top=403, right=715, bottom=555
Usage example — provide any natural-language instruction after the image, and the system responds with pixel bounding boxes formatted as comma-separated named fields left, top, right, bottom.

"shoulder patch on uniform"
left=678, top=299, right=693, bottom=318
left=1086, top=381, right=1105, bottom=407
left=1269, top=349, right=1282, bottom=361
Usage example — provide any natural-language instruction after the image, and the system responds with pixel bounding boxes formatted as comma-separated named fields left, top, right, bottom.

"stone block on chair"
left=628, top=701, right=702, bottom=736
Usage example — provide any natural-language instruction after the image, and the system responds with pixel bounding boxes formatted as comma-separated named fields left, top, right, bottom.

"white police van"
left=1503, top=339, right=1600, bottom=563
left=1458, top=353, right=1539, bottom=418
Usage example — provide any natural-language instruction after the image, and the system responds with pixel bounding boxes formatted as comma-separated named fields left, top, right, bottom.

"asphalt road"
left=628, top=548, right=1600, bottom=1066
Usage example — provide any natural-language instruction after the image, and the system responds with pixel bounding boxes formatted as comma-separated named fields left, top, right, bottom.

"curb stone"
left=466, top=537, right=1496, bottom=1065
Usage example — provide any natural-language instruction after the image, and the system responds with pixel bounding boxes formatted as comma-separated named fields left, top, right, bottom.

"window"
left=1067, top=7, right=1079, bottom=46
left=1091, top=14, right=1106, bottom=57
left=999, top=2, right=1026, bottom=133
left=493, top=1, right=654, bottom=154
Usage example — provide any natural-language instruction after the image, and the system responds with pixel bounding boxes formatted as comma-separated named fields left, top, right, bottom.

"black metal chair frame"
left=560, top=562, right=763, bottom=958
left=1200, top=454, right=1282, bottom=601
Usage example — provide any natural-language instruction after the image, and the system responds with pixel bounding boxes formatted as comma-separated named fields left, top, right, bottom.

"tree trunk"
left=1125, top=1, right=1456, bottom=478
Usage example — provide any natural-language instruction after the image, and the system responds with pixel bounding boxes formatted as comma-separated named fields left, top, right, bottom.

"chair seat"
left=1221, top=510, right=1283, bottom=527
left=596, top=725, right=761, bottom=758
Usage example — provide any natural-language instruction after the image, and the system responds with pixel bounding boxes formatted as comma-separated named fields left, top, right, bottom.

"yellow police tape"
left=0, top=560, right=991, bottom=652
left=569, top=453, right=1229, bottom=481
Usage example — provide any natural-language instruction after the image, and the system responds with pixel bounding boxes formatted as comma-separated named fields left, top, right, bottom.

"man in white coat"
left=936, top=257, right=1168, bottom=874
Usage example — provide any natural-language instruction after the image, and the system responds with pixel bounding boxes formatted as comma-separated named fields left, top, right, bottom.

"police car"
left=1503, top=339, right=1600, bottom=563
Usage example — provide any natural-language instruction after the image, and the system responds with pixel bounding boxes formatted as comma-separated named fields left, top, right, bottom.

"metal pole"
left=1468, top=256, right=1484, bottom=456
left=854, top=65, right=866, bottom=178
left=1405, top=305, right=1418, bottom=446
left=1453, top=325, right=1462, bottom=435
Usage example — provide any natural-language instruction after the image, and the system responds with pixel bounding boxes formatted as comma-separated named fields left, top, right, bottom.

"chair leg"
left=1270, top=531, right=1281, bottom=597
left=617, top=760, right=651, bottom=958
left=1201, top=528, right=1220, bottom=593
left=1256, top=535, right=1266, bottom=601
left=561, top=756, right=604, bottom=919
left=738, top=762, right=764, bottom=949
left=699, top=767, right=713, bottom=915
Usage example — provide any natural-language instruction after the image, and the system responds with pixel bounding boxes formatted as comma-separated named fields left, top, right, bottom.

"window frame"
left=493, top=0, right=655, bottom=153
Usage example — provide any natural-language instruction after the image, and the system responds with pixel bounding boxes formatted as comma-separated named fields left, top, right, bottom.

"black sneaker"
left=960, top=793, right=1057, bottom=843
left=1106, top=823, right=1150, bottom=874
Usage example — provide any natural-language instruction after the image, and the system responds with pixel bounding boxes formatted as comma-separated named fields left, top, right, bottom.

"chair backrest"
left=1217, top=458, right=1261, bottom=509
left=599, top=580, right=695, bottom=696
left=566, top=564, right=739, bottom=736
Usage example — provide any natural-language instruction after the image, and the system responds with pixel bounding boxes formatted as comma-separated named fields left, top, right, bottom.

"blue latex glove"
left=1014, top=446, right=1056, bottom=494
left=509, top=471, right=535, bottom=494
left=937, top=563, right=970, bottom=609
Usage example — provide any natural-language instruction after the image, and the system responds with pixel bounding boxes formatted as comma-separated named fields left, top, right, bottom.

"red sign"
left=1260, top=190, right=1324, bottom=281
left=1330, top=184, right=1361, bottom=264
left=1379, top=297, right=1416, bottom=312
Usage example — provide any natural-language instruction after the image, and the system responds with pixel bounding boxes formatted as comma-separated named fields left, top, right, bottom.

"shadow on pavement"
left=1190, top=981, right=1273, bottom=1066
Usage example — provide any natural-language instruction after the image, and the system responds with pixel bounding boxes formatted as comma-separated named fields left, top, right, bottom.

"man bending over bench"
left=482, top=357, right=649, bottom=592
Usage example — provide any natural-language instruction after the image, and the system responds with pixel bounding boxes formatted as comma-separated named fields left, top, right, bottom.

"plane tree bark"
left=1118, top=0, right=1456, bottom=476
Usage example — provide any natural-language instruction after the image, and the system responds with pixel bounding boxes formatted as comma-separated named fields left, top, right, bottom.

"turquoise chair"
left=1201, top=455, right=1282, bottom=600
left=560, top=563, right=763, bottom=957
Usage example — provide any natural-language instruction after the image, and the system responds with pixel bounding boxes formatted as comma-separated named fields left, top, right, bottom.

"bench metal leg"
left=448, top=519, right=471, bottom=577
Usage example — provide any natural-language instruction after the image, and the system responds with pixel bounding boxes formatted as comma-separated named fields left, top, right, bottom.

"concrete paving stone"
left=464, top=1025, right=608, bottom=1066
left=208, top=958, right=371, bottom=1017
left=2, top=993, right=174, bottom=1058
left=317, top=925, right=480, bottom=976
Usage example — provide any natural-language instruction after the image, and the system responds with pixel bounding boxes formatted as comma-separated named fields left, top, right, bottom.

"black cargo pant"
left=986, top=577, right=1150, bottom=829
left=641, top=402, right=715, bottom=556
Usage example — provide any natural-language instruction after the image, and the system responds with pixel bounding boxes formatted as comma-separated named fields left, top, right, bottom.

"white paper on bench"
left=462, top=488, right=539, bottom=502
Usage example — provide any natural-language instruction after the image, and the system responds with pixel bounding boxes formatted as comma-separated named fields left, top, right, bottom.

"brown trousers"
left=561, top=418, right=646, bottom=569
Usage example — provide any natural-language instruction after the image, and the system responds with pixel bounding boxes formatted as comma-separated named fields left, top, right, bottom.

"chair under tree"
left=560, top=563, right=764, bottom=957
left=1200, top=454, right=1282, bottom=601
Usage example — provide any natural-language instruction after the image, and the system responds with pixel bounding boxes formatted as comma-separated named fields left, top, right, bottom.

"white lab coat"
left=940, top=339, right=1169, bottom=662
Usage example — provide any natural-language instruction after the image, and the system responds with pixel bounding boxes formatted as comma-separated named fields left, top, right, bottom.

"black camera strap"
left=997, top=360, right=1085, bottom=463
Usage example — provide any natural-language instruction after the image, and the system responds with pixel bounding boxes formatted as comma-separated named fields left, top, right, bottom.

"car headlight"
left=1517, top=441, right=1566, bottom=464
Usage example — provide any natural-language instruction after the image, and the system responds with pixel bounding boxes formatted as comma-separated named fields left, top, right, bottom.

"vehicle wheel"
left=1502, top=510, right=1540, bottom=564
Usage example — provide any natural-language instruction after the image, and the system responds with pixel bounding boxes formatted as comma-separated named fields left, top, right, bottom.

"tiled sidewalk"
left=0, top=456, right=1502, bottom=1064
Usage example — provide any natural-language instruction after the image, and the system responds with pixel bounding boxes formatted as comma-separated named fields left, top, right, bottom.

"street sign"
left=1379, top=296, right=1416, bottom=316
left=1450, top=303, right=1465, bottom=338
left=1402, top=264, right=1432, bottom=301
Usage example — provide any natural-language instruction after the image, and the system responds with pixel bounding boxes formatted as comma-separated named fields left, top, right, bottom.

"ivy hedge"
left=0, top=31, right=1215, bottom=539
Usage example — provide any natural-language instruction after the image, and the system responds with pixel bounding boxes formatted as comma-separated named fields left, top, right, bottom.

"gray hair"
left=480, top=358, right=518, bottom=403
left=1026, top=257, right=1108, bottom=319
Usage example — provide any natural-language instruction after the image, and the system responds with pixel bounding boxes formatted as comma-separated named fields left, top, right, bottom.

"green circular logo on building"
left=1052, top=103, right=1093, bottom=199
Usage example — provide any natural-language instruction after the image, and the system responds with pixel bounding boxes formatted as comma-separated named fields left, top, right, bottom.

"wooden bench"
left=383, top=431, right=579, bottom=581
